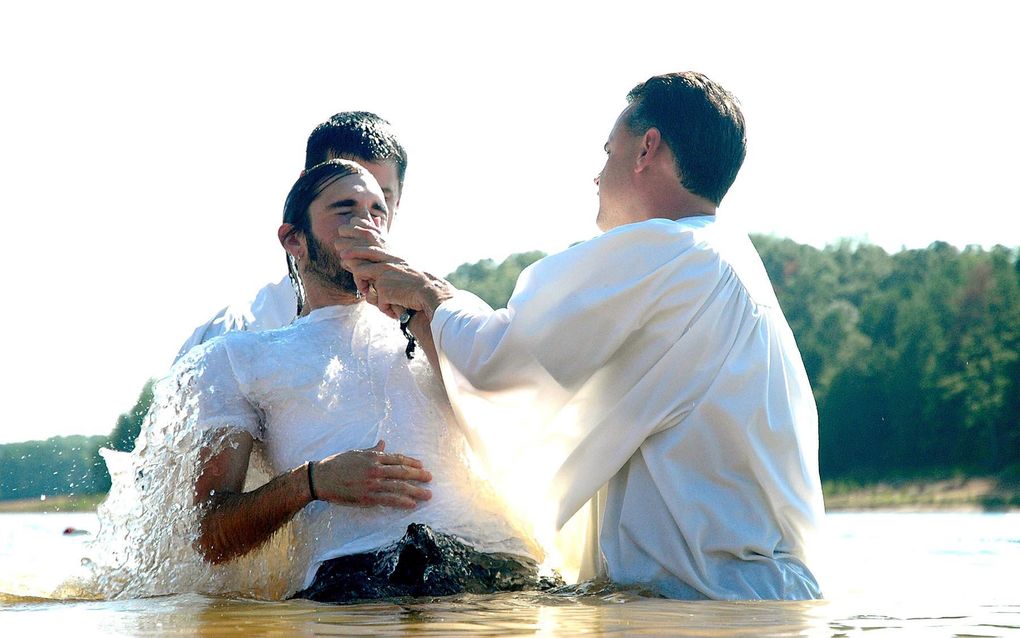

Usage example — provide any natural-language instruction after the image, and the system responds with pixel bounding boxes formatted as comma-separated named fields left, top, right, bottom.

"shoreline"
left=822, top=476, right=1019, bottom=512
left=0, top=475, right=1015, bottom=514
left=0, top=494, right=106, bottom=513
left=2, top=477, right=1017, bottom=514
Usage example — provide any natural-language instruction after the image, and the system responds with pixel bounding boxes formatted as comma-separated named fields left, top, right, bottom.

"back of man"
left=428, top=215, right=822, bottom=599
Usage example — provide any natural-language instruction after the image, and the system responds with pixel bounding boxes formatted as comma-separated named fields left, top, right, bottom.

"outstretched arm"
left=193, top=433, right=432, bottom=564
left=335, top=220, right=454, bottom=374
left=335, top=218, right=456, bottom=320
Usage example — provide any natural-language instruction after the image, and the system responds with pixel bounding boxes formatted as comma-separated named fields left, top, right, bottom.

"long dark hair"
left=281, top=159, right=366, bottom=315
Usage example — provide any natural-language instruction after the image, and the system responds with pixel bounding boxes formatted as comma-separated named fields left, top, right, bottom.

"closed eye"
left=329, top=199, right=358, bottom=212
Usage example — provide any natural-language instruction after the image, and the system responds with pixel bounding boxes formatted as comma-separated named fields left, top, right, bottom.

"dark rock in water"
left=294, top=523, right=562, bottom=603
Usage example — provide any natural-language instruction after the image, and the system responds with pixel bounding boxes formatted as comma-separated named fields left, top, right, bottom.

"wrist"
left=306, top=460, right=319, bottom=503
left=419, top=276, right=455, bottom=322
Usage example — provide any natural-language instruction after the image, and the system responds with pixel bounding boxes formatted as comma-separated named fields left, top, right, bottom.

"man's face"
left=333, top=157, right=401, bottom=230
left=595, top=105, right=641, bottom=231
left=303, top=171, right=389, bottom=294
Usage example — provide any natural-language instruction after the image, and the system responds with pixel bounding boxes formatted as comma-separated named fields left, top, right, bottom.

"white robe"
left=430, top=217, right=824, bottom=600
left=176, top=275, right=297, bottom=362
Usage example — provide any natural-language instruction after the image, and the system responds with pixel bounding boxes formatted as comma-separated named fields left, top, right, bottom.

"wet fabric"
left=431, top=217, right=824, bottom=600
left=292, top=524, right=559, bottom=603
left=184, top=302, right=539, bottom=591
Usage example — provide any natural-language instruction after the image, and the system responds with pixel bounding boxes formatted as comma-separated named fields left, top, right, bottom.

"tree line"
left=0, top=381, right=152, bottom=501
left=2, top=237, right=1017, bottom=502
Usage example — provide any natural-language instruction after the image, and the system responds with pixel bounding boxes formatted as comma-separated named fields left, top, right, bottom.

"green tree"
left=108, top=379, right=155, bottom=452
left=446, top=251, right=546, bottom=309
left=0, top=435, right=110, bottom=500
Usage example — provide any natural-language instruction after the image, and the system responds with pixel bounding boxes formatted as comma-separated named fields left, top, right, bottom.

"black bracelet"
left=307, top=461, right=319, bottom=501
left=399, top=309, right=418, bottom=360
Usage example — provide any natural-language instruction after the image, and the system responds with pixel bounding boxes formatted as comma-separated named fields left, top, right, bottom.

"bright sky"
left=1, top=1, right=1017, bottom=445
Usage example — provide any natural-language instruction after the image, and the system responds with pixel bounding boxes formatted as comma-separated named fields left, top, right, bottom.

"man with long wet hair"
left=187, top=159, right=546, bottom=602
left=176, top=111, right=407, bottom=358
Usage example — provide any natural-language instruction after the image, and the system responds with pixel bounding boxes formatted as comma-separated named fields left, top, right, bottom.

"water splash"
left=74, top=304, right=549, bottom=601
left=82, top=353, right=311, bottom=600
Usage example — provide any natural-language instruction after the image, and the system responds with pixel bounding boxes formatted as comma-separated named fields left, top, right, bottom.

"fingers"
left=364, top=486, right=433, bottom=509
left=334, top=218, right=401, bottom=267
left=377, top=464, right=432, bottom=483
left=377, top=451, right=424, bottom=469
left=339, top=244, right=400, bottom=265
left=367, top=478, right=432, bottom=507
left=341, top=257, right=384, bottom=299
left=337, top=217, right=385, bottom=236
left=378, top=303, right=400, bottom=320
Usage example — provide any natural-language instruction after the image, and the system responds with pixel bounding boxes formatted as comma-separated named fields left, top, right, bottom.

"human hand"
left=311, top=440, right=432, bottom=509
left=335, top=219, right=404, bottom=297
left=338, top=254, right=455, bottom=322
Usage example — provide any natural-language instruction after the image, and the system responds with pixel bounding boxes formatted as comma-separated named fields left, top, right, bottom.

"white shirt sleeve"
left=177, top=338, right=262, bottom=441
left=430, top=221, right=716, bottom=523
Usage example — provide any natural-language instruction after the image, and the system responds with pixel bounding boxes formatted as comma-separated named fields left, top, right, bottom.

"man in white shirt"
left=188, top=159, right=543, bottom=602
left=339, top=72, right=825, bottom=600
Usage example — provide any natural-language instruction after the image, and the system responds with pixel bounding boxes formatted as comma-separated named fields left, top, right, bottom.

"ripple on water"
left=5, top=590, right=1017, bottom=637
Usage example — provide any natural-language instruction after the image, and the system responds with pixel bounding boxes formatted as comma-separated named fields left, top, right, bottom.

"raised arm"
left=193, top=433, right=433, bottom=564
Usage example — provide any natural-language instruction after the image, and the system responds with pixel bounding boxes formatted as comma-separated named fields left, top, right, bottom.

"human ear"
left=635, top=128, right=663, bottom=173
left=278, top=223, right=306, bottom=261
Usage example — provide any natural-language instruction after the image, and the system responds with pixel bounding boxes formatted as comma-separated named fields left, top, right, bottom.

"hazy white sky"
left=1, top=1, right=1017, bottom=444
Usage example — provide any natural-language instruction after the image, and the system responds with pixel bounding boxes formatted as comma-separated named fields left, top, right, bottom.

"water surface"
left=2, top=511, right=1018, bottom=636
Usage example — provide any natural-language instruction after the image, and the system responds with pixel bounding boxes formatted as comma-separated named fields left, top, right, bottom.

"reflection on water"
left=2, top=511, right=1019, bottom=636
left=3, top=591, right=1018, bottom=637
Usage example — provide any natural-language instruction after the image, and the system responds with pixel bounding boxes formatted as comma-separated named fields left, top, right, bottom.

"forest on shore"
left=2, top=236, right=1018, bottom=509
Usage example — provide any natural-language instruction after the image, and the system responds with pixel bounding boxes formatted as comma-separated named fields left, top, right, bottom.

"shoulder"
left=519, top=218, right=714, bottom=291
left=552, top=218, right=707, bottom=265
left=176, top=327, right=272, bottom=376
left=216, top=275, right=297, bottom=333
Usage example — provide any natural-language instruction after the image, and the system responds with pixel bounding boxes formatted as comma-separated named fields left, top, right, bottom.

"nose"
left=593, top=174, right=600, bottom=187
left=352, top=205, right=381, bottom=226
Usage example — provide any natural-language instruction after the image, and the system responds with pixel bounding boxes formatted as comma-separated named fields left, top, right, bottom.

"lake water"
left=1, top=510, right=1018, bottom=636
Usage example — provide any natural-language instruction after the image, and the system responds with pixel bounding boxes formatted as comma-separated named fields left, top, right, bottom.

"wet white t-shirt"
left=185, top=302, right=537, bottom=588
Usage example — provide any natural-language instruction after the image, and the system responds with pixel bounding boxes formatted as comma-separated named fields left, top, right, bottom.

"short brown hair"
left=626, top=72, right=746, bottom=205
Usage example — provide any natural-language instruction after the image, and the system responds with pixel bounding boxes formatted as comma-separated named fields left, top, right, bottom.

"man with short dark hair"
left=341, top=72, right=825, bottom=600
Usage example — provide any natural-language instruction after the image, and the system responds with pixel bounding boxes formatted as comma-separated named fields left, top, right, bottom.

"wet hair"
left=282, top=159, right=367, bottom=314
left=304, top=111, right=408, bottom=190
left=625, top=72, right=746, bottom=206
